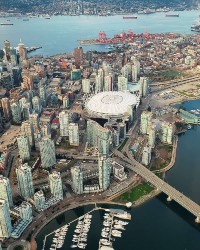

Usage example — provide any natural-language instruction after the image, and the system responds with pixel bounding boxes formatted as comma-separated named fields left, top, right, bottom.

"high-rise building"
left=21, top=121, right=34, bottom=147
left=118, top=76, right=128, bottom=91
left=0, top=175, right=13, bottom=208
left=1, top=98, right=11, bottom=120
left=160, top=122, right=173, bottom=145
left=34, top=190, right=45, bottom=211
left=140, top=77, right=149, bottom=97
left=19, top=97, right=27, bottom=112
left=121, top=64, right=132, bottom=79
left=39, top=138, right=56, bottom=169
left=49, top=171, right=63, bottom=200
left=18, top=201, right=32, bottom=221
left=39, top=84, right=47, bottom=107
left=87, top=120, right=111, bottom=155
left=18, top=40, right=28, bottom=62
left=98, top=155, right=110, bottom=190
left=16, top=163, right=34, bottom=199
left=32, top=96, right=42, bottom=114
left=69, top=123, right=79, bottom=146
left=140, top=111, right=153, bottom=134
left=95, top=75, right=103, bottom=93
left=22, top=102, right=32, bottom=121
left=29, top=114, right=39, bottom=134
left=148, top=125, right=156, bottom=148
left=17, top=136, right=31, bottom=161
left=63, top=95, right=69, bottom=109
left=11, top=102, right=21, bottom=124
left=74, top=47, right=83, bottom=66
left=59, top=111, right=69, bottom=137
left=82, top=79, right=91, bottom=93
left=12, top=66, right=22, bottom=87
left=71, top=166, right=83, bottom=194
left=41, top=123, right=51, bottom=139
left=142, top=147, right=152, bottom=166
left=3, top=40, right=11, bottom=62
left=104, top=73, right=113, bottom=91
left=0, top=199, right=12, bottom=238
left=132, top=65, right=138, bottom=82
left=21, top=73, right=33, bottom=91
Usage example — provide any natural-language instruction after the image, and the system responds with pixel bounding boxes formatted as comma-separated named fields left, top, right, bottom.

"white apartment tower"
left=11, top=102, right=21, bottom=124
left=32, top=96, right=42, bottom=114
left=0, top=175, right=13, bottom=208
left=39, top=138, right=56, bottom=169
left=59, top=111, right=70, bottom=136
left=82, top=79, right=91, bottom=94
left=160, top=122, right=173, bottom=145
left=71, top=166, right=83, bottom=194
left=95, top=75, right=103, bottom=93
left=69, top=123, right=79, bottom=146
left=21, top=121, right=34, bottom=147
left=29, top=113, right=40, bottom=133
left=140, top=77, right=149, bottom=97
left=18, top=201, right=32, bottom=221
left=142, top=147, right=152, bottom=166
left=98, top=155, right=110, bottom=191
left=16, top=163, right=34, bottom=199
left=49, top=171, right=63, bottom=200
left=104, top=73, right=113, bottom=91
left=17, top=136, right=31, bottom=161
left=34, top=190, right=45, bottom=211
left=148, top=125, right=156, bottom=148
left=140, top=111, right=153, bottom=134
left=118, top=76, right=128, bottom=91
left=0, top=199, right=12, bottom=239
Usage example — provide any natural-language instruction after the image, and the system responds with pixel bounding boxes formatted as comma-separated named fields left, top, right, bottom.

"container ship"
left=123, top=16, right=137, bottom=19
left=1, top=23, right=13, bottom=25
left=166, top=14, right=179, bottom=17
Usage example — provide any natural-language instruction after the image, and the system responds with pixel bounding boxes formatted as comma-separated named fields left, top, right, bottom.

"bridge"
left=114, top=150, right=200, bottom=222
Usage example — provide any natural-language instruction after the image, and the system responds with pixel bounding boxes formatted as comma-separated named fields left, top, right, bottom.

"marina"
left=42, top=206, right=131, bottom=250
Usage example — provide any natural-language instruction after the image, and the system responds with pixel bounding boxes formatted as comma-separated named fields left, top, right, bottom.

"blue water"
left=0, top=10, right=199, bottom=56
left=36, top=99, right=200, bottom=250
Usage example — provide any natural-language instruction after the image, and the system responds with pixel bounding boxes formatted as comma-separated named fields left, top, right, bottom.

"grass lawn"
left=159, top=69, right=181, bottom=80
left=113, top=183, right=154, bottom=204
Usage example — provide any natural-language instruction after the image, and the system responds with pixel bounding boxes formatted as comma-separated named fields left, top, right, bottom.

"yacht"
left=114, top=220, right=129, bottom=226
left=113, top=224, right=125, bottom=230
left=111, top=230, right=122, bottom=237
left=71, top=244, right=78, bottom=248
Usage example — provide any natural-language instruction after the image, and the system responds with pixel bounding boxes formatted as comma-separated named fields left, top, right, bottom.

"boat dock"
left=42, top=205, right=131, bottom=250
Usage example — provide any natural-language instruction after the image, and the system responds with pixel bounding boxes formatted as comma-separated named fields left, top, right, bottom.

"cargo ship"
left=191, top=24, right=200, bottom=32
left=166, top=14, right=179, bottom=17
left=1, top=23, right=14, bottom=25
left=123, top=16, right=137, bottom=19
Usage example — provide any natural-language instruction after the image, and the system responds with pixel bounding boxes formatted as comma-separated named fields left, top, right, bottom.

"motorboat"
left=71, top=244, right=78, bottom=248
left=113, top=224, right=125, bottom=230
left=114, top=220, right=129, bottom=226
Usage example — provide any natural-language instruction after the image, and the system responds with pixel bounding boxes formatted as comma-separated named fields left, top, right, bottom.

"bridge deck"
left=115, top=150, right=200, bottom=218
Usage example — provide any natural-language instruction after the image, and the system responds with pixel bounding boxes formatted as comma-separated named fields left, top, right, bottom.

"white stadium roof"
left=86, top=91, right=138, bottom=119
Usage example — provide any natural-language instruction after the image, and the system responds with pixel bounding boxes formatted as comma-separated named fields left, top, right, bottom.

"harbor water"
left=0, top=10, right=200, bottom=56
left=36, top=99, right=200, bottom=249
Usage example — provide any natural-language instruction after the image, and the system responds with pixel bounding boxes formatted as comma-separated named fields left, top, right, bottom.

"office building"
left=17, top=136, right=31, bottom=161
left=21, top=121, right=34, bottom=147
left=32, top=96, right=42, bottom=114
left=118, top=76, right=128, bottom=91
left=71, top=166, right=83, bottom=194
left=98, top=155, right=110, bottom=190
left=87, top=120, right=111, bottom=155
left=104, top=73, right=113, bottom=91
left=12, top=66, right=22, bottom=87
left=69, top=123, right=79, bottom=146
left=21, top=74, right=33, bottom=91
left=34, top=190, right=45, bottom=211
left=59, top=111, right=69, bottom=136
left=0, top=175, right=13, bottom=208
left=18, top=40, right=28, bottom=62
left=74, top=47, right=83, bottom=66
left=95, top=75, right=103, bottom=93
left=140, top=77, right=149, bottom=97
left=11, top=102, right=21, bottom=124
left=39, top=138, right=56, bottom=169
left=160, top=122, right=173, bottom=145
left=39, top=84, right=47, bottom=107
left=22, top=102, right=32, bottom=121
left=140, top=111, right=153, bottom=134
left=82, top=79, right=91, bottom=93
left=148, top=125, right=156, bottom=148
left=49, top=171, right=63, bottom=200
left=0, top=199, right=12, bottom=238
left=16, top=163, right=34, bottom=199
left=1, top=97, right=11, bottom=120
left=142, top=147, right=152, bottom=166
